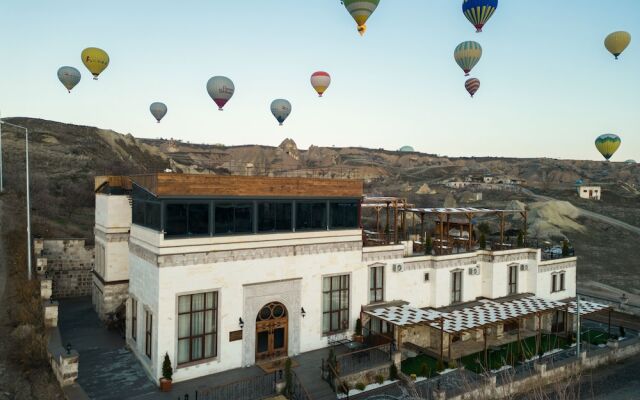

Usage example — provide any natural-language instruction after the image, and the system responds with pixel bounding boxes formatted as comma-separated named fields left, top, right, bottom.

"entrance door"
left=255, top=302, right=288, bottom=361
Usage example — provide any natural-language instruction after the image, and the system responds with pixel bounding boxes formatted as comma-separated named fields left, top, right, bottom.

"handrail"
left=326, top=361, right=350, bottom=398
left=290, top=369, right=313, bottom=400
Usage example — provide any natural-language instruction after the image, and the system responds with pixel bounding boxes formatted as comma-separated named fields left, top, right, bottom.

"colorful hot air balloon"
left=604, top=31, right=631, bottom=60
left=150, top=102, right=168, bottom=123
left=57, top=66, right=81, bottom=93
left=310, top=71, right=331, bottom=97
left=595, top=134, right=621, bottom=161
left=270, top=99, right=292, bottom=126
left=462, top=0, right=498, bottom=33
left=206, top=76, right=235, bottom=111
left=454, top=41, right=482, bottom=76
left=465, top=78, right=480, bottom=97
left=81, top=47, right=109, bottom=80
left=343, top=0, right=380, bottom=36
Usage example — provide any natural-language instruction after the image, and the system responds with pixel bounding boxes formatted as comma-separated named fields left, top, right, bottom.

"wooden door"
left=255, top=302, right=288, bottom=361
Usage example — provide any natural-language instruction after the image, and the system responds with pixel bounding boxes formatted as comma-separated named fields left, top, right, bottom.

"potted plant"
left=353, top=318, right=364, bottom=343
left=160, top=352, right=173, bottom=392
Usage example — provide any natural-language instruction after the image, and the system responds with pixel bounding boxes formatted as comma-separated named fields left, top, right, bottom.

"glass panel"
left=376, top=289, right=383, bottom=301
left=296, top=202, right=326, bottom=230
left=258, top=202, right=276, bottom=232
left=332, top=276, right=340, bottom=290
left=376, top=267, right=383, bottom=287
left=206, top=292, right=213, bottom=309
left=369, top=268, right=375, bottom=290
left=331, top=313, right=339, bottom=332
left=132, top=200, right=145, bottom=226
left=205, top=310, right=214, bottom=333
left=331, top=290, right=340, bottom=309
left=342, top=275, right=349, bottom=288
left=340, top=311, right=349, bottom=329
left=323, top=293, right=330, bottom=311
left=205, top=334, right=215, bottom=358
left=191, top=311, right=204, bottom=335
left=330, top=202, right=359, bottom=228
left=257, top=331, right=269, bottom=353
left=178, top=296, right=191, bottom=313
left=273, top=305, right=284, bottom=318
left=166, top=204, right=188, bottom=236
left=192, top=294, right=205, bottom=311
left=145, top=202, right=161, bottom=230
left=259, top=307, right=271, bottom=321
left=323, top=277, right=330, bottom=291
left=340, top=289, right=349, bottom=308
left=178, top=314, right=190, bottom=338
left=235, top=203, right=253, bottom=233
left=275, top=203, right=292, bottom=231
left=323, top=313, right=330, bottom=333
left=191, top=337, right=202, bottom=360
left=274, top=328, right=285, bottom=349
left=177, top=339, right=190, bottom=364
left=188, top=204, right=210, bottom=235
left=215, top=203, right=234, bottom=234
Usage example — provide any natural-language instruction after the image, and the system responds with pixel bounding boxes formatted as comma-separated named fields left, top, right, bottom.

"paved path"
left=58, top=297, right=157, bottom=400
left=291, top=349, right=337, bottom=400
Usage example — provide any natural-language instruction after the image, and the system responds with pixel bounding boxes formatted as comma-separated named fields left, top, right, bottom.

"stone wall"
left=92, top=276, right=129, bottom=320
left=34, top=238, right=94, bottom=298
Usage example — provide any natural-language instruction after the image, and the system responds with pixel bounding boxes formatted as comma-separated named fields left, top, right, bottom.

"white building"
left=93, top=174, right=577, bottom=385
left=577, top=185, right=601, bottom=200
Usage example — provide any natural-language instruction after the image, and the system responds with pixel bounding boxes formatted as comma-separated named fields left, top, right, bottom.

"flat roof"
left=128, top=173, right=364, bottom=198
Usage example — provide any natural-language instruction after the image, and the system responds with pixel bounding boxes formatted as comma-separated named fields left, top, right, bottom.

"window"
left=552, top=271, right=566, bottom=293
left=369, top=265, right=384, bottom=303
left=145, top=310, right=152, bottom=359
left=508, top=265, right=518, bottom=295
left=296, top=202, right=327, bottom=230
left=166, top=203, right=210, bottom=237
left=424, top=273, right=430, bottom=282
left=258, top=202, right=293, bottom=232
left=552, top=274, right=558, bottom=293
left=330, top=201, right=359, bottom=229
left=560, top=272, right=565, bottom=291
left=215, top=203, right=253, bottom=234
left=131, top=298, right=137, bottom=341
left=451, top=270, right=463, bottom=303
left=322, top=275, right=349, bottom=334
left=177, top=292, right=218, bottom=365
left=132, top=185, right=161, bottom=231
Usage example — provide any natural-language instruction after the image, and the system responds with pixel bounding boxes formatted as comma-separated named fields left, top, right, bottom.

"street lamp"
left=0, top=118, right=33, bottom=280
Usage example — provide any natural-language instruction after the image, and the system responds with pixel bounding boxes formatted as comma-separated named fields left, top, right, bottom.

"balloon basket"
left=93, top=77, right=98, bottom=80
left=218, top=108, right=223, bottom=111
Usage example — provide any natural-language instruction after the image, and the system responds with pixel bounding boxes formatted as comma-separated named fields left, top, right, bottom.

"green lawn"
left=401, top=354, right=439, bottom=377
left=581, top=329, right=611, bottom=346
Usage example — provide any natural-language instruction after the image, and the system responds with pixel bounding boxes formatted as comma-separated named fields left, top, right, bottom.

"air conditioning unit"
left=468, top=266, right=480, bottom=275
left=520, top=264, right=529, bottom=271
left=392, top=263, right=404, bottom=272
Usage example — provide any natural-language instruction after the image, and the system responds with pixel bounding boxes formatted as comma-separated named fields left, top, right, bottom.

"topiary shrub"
left=389, top=363, right=399, bottom=381
left=424, top=235, right=433, bottom=255
left=162, top=353, right=173, bottom=380
left=355, top=381, right=366, bottom=391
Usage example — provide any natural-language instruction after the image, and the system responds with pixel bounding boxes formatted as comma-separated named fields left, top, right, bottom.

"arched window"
left=256, top=302, right=287, bottom=322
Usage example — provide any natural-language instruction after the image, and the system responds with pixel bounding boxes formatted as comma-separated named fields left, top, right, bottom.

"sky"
left=0, top=0, right=638, bottom=161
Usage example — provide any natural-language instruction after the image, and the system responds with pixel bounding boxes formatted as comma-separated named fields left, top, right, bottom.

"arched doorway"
left=255, top=302, right=288, bottom=361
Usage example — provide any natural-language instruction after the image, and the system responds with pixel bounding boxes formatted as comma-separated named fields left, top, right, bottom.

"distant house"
left=483, top=176, right=495, bottom=184
left=445, top=181, right=468, bottom=189
left=577, top=185, right=601, bottom=200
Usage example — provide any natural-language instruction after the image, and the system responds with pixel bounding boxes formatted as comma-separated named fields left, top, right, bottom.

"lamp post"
left=0, top=119, right=32, bottom=280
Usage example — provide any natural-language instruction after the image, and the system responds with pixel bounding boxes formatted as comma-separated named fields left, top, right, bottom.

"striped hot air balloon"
left=343, top=0, right=380, bottom=36
left=595, top=134, right=621, bottom=161
left=454, top=41, right=482, bottom=76
left=465, top=78, right=480, bottom=97
left=604, top=31, right=631, bottom=60
left=462, top=0, right=498, bottom=33
left=310, top=71, right=331, bottom=97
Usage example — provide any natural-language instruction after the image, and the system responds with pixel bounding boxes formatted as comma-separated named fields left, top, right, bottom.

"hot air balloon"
left=604, top=31, right=631, bottom=60
left=206, top=76, right=235, bottom=111
left=311, top=71, right=331, bottom=97
left=270, top=99, right=292, bottom=126
left=57, top=66, right=81, bottom=93
left=462, top=0, right=498, bottom=33
left=81, top=47, right=109, bottom=80
left=150, top=102, right=168, bottom=123
left=343, top=0, right=380, bottom=36
left=465, top=78, right=480, bottom=97
left=595, top=134, right=621, bottom=161
left=454, top=41, right=482, bottom=76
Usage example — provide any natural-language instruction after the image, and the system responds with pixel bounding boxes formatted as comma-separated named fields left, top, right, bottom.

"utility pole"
left=576, top=295, right=581, bottom=359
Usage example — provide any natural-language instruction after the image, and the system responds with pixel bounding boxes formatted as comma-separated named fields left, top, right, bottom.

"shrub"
left=355, top=318, right=362, bottom=336
left=389, top=363, right=399, bottom=381
left=375, top=374, right=384, bottom=384
left=517, top=231, right=524, bottom=247
left=419, top=362, right=430, bottom=377
left=436, top=359, right=445, bottom=372
left=562, top=240, right=570, bottom=256
left=162, top=353, right=173, bottom=380
left=424, top=235, right=433, bottom=255
left=479, top=233, right=487, bottom=250
left=355, top=381, right=366, bottom=391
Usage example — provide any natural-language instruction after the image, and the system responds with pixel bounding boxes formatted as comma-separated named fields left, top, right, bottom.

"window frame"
left=145, top=309, right=152, bottom=360
left=451, top=270, right=463, bottom=304
left=257, top=201, right=294, bottom=233
left=176, top=291, right=219, bottom=366
left=551, top=274, right=558, bottom=293
left=322, top=274, right=350, bottom=334
left=369, top=265, right=384, bottom=304
left=296, top=201, right=328, bottom=231
left=508, top=264, right=518, bottom=295
left=329, top=200, right=360, bottom=230
left=131, top=298, right=137, bottom=341
left=164, top=201, right=212, bottom=238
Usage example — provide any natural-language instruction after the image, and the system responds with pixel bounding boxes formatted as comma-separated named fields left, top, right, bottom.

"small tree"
left=389, top=363, right=398, bottom=380
left=355, top=318, right=362, bottom=336
left=478, top=222, right=491, bottom=235
left=162, top=353, right=173, bottom=381
left=479, top=233, right=487, bottom=250
left=517, top=231, right=524, bottom=247
left=424, top=235, right=433, bottom=255
left=562, top=240, right=570, bottom=257
left=283, top=358, right=293, bottom=397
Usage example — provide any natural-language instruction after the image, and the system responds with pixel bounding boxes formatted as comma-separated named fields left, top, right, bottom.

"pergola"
left=363, top=295, right=610, bottom=367
left=361, top=196, right=411, bottom=245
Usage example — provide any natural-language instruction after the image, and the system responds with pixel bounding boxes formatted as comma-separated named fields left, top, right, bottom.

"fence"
left=188, top=372, right=277, bottom=400
left=336, top=342, right=393, bottom=375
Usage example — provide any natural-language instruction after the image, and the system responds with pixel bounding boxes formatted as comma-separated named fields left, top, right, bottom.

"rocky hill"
left=1, top=117, right=639, bottom=295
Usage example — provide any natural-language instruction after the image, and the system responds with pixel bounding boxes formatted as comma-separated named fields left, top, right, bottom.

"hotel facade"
left=92, top=174, right=577, bottom=384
